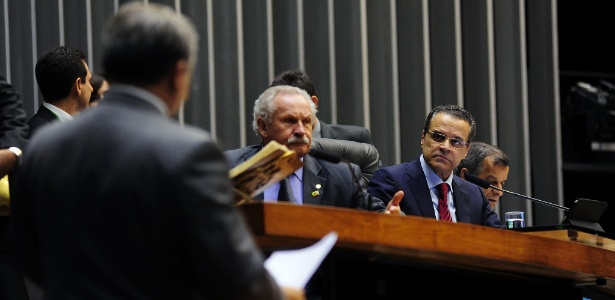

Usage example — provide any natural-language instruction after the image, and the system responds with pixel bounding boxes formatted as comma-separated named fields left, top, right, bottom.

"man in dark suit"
left=28, top=46, right=93, bottom=138
left=226, top=84, right=402, bottom=300
left=225, top=85, right=402, bottom=211
left=367, top=105, right=501, bottom=227
left=0, top=73, right=29, bottom=300
left=11, top=3, right=297, bottom=299
left=270, top=70, right=372, bottom=143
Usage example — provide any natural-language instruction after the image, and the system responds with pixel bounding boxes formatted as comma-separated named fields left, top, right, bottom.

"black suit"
left=27, top=105, right=58, bottom=139
left=319, top=121, right=372, bottom=144
left=12, top=87, right=281, bottom=299
left=368, top=157, right=502, bottom=227
left=0, top=74, right=28, bottom=300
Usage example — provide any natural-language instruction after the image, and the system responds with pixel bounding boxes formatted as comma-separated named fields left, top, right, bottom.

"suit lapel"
left=407, top=159, right=437, bottom=218
left=451, top=178, right=470, bottom=223
left=302, top=155, right=325, bottom=205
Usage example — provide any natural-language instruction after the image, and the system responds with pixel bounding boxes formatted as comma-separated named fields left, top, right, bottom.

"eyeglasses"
left=426, top=131, right=468, bottom=148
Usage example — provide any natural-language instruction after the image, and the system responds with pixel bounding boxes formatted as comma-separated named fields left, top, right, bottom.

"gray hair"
left=252, top=85, right=317, bottom=136
left=455, top=142, right=509, bottom=176
left=101, top=2, right=199, bottom=85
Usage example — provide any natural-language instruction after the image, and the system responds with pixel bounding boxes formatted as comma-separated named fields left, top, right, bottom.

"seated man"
left=225, top=85, right=402, bottom=211
left=225, top=84, right=402, bottom=300
left=455, top=142, right=510, bottom=212
left=367, top=105, right=501, bottom=227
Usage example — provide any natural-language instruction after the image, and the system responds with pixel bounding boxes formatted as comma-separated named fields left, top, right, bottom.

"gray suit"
left=12, top=87, right=281, bottom=299
left=319, top=121, right=372, bottom=144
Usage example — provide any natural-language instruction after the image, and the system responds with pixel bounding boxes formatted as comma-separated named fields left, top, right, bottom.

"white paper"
left=264, top=231, right=338, bottom=289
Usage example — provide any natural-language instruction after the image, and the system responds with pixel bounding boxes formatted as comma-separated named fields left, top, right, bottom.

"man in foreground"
left=12, top=3, right=299, bottom=299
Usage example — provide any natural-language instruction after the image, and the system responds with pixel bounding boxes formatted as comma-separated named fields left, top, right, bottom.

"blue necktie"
left=278, top=177, right=295, bottom=203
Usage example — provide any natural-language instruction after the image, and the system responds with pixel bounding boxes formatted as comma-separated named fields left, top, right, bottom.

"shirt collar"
left=43, top=102, right=73, bottom=122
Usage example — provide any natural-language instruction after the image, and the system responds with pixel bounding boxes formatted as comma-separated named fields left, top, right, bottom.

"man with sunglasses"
left=367, top=105, right=501, bottom=227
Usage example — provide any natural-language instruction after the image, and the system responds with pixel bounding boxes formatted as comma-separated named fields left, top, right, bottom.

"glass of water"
left=505, top=211, right=525, bottom=229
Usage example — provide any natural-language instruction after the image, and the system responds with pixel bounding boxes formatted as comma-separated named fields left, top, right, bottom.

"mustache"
left=287, top=136, right=310, bottom=145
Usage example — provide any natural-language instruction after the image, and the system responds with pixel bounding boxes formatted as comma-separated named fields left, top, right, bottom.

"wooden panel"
left=240, top=202, right=615, bottom=297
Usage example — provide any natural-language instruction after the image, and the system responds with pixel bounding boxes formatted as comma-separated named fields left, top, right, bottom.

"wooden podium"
left=240, top=202, right=615, bottom=299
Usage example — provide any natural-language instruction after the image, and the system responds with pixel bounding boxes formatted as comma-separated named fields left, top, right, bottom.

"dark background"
left=559, top=1, right=615, bottom=234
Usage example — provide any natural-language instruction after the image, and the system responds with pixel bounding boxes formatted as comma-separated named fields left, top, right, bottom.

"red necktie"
left=438, top=183, right=452, bottom=221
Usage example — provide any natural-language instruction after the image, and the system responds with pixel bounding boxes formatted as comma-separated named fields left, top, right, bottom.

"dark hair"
left=422, top=104, right=476, bottom=142
left=101, top=2, right=199, bottom=86
left=455, top=142, right=509, bottom=176
left=35, top=46, right=87, bottom=103
left=270, top=70, right=317, bottom=97
left=90, top=73, right=106, bottom=102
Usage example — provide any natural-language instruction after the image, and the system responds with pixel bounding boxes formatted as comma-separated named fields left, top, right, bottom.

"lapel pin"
left=311, top=191, right=320, bottom=197
left=316, top=184, right=321, bottom=189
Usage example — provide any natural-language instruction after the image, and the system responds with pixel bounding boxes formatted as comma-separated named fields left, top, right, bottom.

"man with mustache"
left=367, top=105, right=501, bottom=227
left=225, top=85, right=402, bottom=211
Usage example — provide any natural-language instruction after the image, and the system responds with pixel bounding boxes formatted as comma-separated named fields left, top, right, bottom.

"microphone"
left=463, top=173, right=570, bottom=211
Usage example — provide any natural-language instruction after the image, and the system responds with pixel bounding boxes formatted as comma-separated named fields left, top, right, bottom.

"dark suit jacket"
left=367, top=157, right=502, bottom=227
left=27, top=105, right=58, bottom=139
left=0, top=74, right=29, bottom=300
left=12, top=87, right=281, bottom=299
left=320, top=120, right=372, bottom=144
left=225, top=145, right=385, bottom=211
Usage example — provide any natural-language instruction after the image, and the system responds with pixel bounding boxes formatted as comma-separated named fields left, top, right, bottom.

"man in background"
left=270, top=70, right=373, bottom=144
left=11, top=3, right=299, bottom=299
left=28, top=46, right=93, bottom=137
left=456, top=141, right=510, bottom=212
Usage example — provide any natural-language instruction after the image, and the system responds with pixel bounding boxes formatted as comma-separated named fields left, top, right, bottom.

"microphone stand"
left=490, top=186, right=570, bottom=211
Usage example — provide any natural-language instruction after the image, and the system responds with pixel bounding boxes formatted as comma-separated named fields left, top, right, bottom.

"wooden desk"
left=240, top=202, right=615, bottom=299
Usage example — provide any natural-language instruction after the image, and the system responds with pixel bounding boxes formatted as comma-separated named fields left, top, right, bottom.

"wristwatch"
left=8, top=147, right=22, bottom=164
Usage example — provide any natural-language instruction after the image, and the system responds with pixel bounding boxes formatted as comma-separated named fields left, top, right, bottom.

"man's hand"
left=384, top=190, right=404, bottom=215
left=281, top=287, right=305, bottom=300
left=0, top=148, right=18, bottom=178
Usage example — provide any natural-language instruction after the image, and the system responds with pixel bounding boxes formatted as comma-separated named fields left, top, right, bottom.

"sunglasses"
left=426, top=131, right=468, bottom=148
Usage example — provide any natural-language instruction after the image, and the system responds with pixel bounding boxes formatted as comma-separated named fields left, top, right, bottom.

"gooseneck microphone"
left=463, top=173, right=569, bottom=211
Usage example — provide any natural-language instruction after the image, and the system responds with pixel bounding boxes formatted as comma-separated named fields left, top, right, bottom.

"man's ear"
left=74, top=77, right=83, bottom=95
left=459, top=168, right=469, bottom=179
left=311, top=95, right=319, bottom=108
left=256, top=117, right=268, bottom=138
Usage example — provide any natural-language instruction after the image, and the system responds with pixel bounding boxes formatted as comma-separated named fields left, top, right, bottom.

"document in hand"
left=264, top=232, right=338, bottom=289
left=229, top=141, right=303, bottom=204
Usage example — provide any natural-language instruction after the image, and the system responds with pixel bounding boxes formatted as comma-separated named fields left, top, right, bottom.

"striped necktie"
left=278, top=177, right=295, bottom=203
left=438, top=183, right=452, bottom=221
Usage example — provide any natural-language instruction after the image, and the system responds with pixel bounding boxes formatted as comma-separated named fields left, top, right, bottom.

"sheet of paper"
left=264, top=231, right=338, bottom=289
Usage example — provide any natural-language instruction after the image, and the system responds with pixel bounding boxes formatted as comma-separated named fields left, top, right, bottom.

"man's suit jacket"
left=367, top=157, right=502, bottom=227
left=225, top=144, right=385, bottom=210
left=12, top=87, right=281, bottom=299
left=27, top=104, right=58, bottom=138
left=0, top=74, right=29, bottom=300
left=320, top=120, right=372, bottom=144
